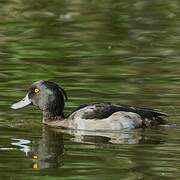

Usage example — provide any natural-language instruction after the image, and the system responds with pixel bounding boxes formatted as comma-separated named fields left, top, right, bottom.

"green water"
left=1, top=0, right=180, bottom=179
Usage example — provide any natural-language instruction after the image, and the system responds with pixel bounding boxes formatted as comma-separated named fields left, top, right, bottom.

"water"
left=1, top=0, right=180, bottom=179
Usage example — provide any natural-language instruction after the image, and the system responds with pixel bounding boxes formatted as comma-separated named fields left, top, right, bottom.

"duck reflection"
left=30, top=126, right=64, bottom=170
left=51, top=127, right=164, bottom=145
left=12, top=126, right=164, bottom=170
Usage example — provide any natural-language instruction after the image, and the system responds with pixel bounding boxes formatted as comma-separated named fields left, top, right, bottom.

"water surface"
left=1, top=0, right=180, bottom=179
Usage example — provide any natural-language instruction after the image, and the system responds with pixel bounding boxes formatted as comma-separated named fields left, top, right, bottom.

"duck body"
left=11, top=80, right=170, bottom=131
left=44, top=102, right=168, bottom=130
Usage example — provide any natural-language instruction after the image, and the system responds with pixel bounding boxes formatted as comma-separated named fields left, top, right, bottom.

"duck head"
left=11, top=80, right=67, bottom=120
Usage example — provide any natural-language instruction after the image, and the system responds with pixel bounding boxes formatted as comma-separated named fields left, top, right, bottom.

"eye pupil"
left=34, top=88, right=40, bottom=93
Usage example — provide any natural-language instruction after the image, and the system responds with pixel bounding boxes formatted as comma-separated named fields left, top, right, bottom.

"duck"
left=11, top=80, right=171, bottom=130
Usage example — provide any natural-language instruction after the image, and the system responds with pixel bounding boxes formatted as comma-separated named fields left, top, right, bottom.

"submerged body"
left=11, top=80, right=170, bottom=131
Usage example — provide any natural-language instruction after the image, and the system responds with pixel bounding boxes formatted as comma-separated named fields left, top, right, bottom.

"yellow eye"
left=34, top=88, right=40, bottom=93
left=32, top=162, right=39, bottom=169
left=33, top=155, right=38, bottom=159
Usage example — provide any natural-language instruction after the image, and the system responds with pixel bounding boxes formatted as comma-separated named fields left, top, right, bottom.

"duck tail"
left=143, top=116, right=174, bottom=127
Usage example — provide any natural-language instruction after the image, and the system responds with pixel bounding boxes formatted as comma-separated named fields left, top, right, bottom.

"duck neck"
left=43, top=109, right=65, bottom=122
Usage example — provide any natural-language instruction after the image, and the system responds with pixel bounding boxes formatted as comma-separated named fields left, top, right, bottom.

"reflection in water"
left=11, top=138, right=31, bottom=156
left=3, top=125, right=179, bottom=179
left=0, top=147, right=15, bottom=151
left=10, top=125, right=165, bottom=170
left=51, top=127, right=164, bottom=145
left=30, top=126, right=64, bottom=170
left=10, top=126, right=64, bottom=170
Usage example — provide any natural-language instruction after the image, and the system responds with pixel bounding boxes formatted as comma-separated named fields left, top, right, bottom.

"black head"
left=11, top=80, right=67, bottom=118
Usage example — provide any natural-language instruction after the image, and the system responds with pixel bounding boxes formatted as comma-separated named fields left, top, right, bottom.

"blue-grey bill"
left=11, top=94, right=31, bottom=109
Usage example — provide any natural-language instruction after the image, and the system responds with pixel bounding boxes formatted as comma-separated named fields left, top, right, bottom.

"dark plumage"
left=69, top=103, right=168, bottom=127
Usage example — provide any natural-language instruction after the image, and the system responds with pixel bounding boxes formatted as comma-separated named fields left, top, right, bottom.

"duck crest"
left=41, top=81, right=68, bottom=121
